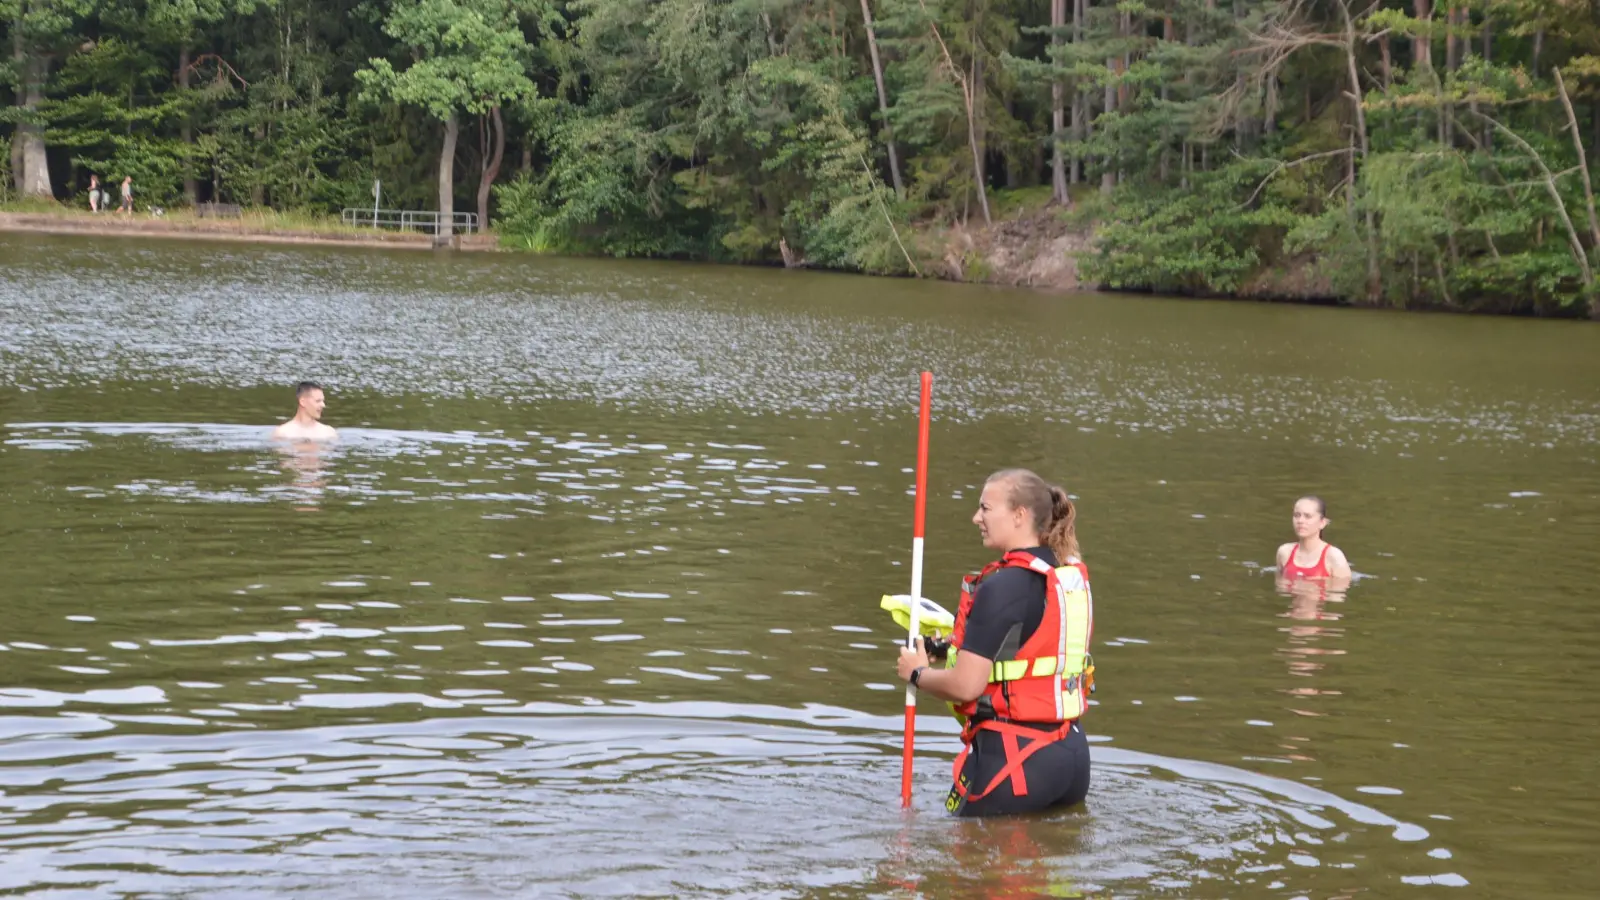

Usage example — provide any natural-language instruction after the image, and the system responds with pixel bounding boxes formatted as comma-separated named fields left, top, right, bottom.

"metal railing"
left=341, top=208, right=479, bottom=235
left=196, top=202, right=242, bottom=219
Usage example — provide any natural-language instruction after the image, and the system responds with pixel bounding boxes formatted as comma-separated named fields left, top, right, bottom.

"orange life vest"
left=946, top=549, right=1095, bottom=807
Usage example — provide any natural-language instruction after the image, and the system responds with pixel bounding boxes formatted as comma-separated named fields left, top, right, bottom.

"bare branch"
left=183, top=53, right=249, bottom=89
left=1476, top=110, right=1594, bottom=289
left=859, top=155, right=920, bottom=276
left=1555, top=68, right=1600, bottom=254
left=1239, top=148, right=1356, bottom=208
left=915, top=0, right=989, bottom=224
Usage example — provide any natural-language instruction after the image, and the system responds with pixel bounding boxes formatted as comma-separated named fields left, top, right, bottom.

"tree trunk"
left=829, top=3, right=841, bottom=69
left=11, top=18, right=25, bottom=196
left=1182, top=6, right=1196, bottom=189
left=521, top=145, right=532, bottom=175
left=1050, top=0, right=1067, bottom=203
left=477, top=106, right=505, bottom=231
left=179, top=44, right=198, bottom=205
left=1265, top=73, right=1278, bottom=134
left=1338, top=1, right=1378, bottom=301
left=1004, top=95, right=1021, bottom=188
left=1532, top=28, right=1543, bottom=77
left=438, top=111, right=459, bottom=240
left=1413, top=0, right=1432, bottom=69
left=1070, top=0, right=1085, bottom=184
left=760, top=12, right=778, bottom=56
left=1119, top=9, right=1131, bottom=112
left=1101, top=49, right=1116, bottom=194
left=1446, top=6, right=1462, bottom=72
left=1100, top=2, right=1124, bottom=192
left=966, top=102, right=990, bottom=224
left=922, top=12, right=989, bottom=224
left=1069, top=96, right=1080, bottom=184
left=8, top=136, right=22, bottom=197
left=859, top=0, right=905, bottom=198
left=1232, top=0, right=1246, bottom=151
left=1434, top=1, right=1450, bottom=147
left=18, top=46, right=51, bottom=197
left=1160, top=14, right=1174, bottom=181
left=1379, top=35, right=1393, bottom=89
left=970, top=43, right=991, bottom=224
left=1445, top=6, right=1456, bottom=72
left=250, top=123, right=266, bottom=206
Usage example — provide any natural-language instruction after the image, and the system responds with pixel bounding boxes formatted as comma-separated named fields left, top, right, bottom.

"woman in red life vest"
left=896, top=468, right=1093, bottom=817
left=1276, top=495, right=1352, bottom=591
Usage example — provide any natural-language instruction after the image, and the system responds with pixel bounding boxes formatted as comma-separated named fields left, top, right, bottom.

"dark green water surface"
left=2, top=233, right=1598, bottom=898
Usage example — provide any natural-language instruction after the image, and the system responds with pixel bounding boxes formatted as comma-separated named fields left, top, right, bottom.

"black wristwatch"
left=910, top=666, right=927, bottom=687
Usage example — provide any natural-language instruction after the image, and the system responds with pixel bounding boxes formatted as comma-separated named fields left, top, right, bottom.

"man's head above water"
left=294, top=381, right=326, bottom=420
left=273, top=380, right=337, bottom=442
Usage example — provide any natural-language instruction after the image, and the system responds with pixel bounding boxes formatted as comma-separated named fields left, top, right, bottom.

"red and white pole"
left=900, top=371, right=932, bottom=808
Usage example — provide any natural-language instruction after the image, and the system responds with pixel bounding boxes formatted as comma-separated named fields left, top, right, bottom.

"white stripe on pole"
left=904, top=535, right=924, bottom=710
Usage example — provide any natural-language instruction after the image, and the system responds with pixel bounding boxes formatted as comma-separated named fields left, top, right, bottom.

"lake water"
left=2, top=233, right=1598, bottom=898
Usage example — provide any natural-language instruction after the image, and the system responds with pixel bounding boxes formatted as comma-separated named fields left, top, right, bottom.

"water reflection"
left=937, top=817, right=1091, bottom=899
left=1275, top=576, right=1348, bottom=762
left=276, top=440, right=329, bottom=510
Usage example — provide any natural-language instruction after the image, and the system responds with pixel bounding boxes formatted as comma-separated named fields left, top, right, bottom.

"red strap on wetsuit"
left=951, top=720, right=1073, bottom=804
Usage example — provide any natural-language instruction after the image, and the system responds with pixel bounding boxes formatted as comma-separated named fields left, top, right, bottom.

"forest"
left=5, top=0, right=1600, bottom=316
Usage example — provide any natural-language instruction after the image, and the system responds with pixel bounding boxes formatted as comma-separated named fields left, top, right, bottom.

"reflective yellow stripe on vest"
left=989, top=656, right=1060, bottom=681
left=1059, top=563, right=1092, bottom=717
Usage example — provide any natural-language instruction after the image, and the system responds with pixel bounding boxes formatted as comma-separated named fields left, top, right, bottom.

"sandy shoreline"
left=0, top=212, right=501, bottom=251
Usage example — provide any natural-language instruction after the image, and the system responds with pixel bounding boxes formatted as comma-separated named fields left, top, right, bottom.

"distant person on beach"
left=118, top=176, right=133, bottom=214
left=88, top=175, right=101, bottom=212
left=272, top=381, right=338, bottom=442
left=1276, top=495, right=1351, bottom=590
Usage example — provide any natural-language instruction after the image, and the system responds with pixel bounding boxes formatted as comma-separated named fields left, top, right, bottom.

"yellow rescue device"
left=879, top=594, right=955, bottom=639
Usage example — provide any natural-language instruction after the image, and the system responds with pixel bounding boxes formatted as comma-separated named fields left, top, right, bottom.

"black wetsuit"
left=946, top=546, right=1091, bottom=818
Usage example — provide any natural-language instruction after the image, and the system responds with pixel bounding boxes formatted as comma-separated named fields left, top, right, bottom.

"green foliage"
left=209, top=85, right=362, bottom=209
left=988, top=185, right=1055, bottom=219
left=40, top=37, right=189, bottom=204
left=495, top=106, right=707, bottom=257
left=357, top=0, right=540, bottom=122
left=1300, top=142, right=1593, bottom=312
left=493, top=0, right=913, bottom=270
left=3, top=0, right=1600, bottom=311
left=1084, top=160, right=1305, bottom=295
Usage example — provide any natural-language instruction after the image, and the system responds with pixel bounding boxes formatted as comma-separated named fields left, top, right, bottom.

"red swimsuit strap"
left=1287, top=543, right=1329, bottom=575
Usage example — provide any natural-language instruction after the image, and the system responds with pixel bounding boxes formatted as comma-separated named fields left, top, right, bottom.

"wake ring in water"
left=0, top=702, right=1444, bottom=898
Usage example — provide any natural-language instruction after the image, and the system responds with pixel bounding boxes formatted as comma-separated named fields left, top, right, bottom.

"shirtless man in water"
left=272, top=381, right=338, bottom=442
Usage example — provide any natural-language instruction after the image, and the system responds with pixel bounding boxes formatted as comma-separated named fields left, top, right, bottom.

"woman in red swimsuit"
left=1276, top=495, right=1352, bottom=589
